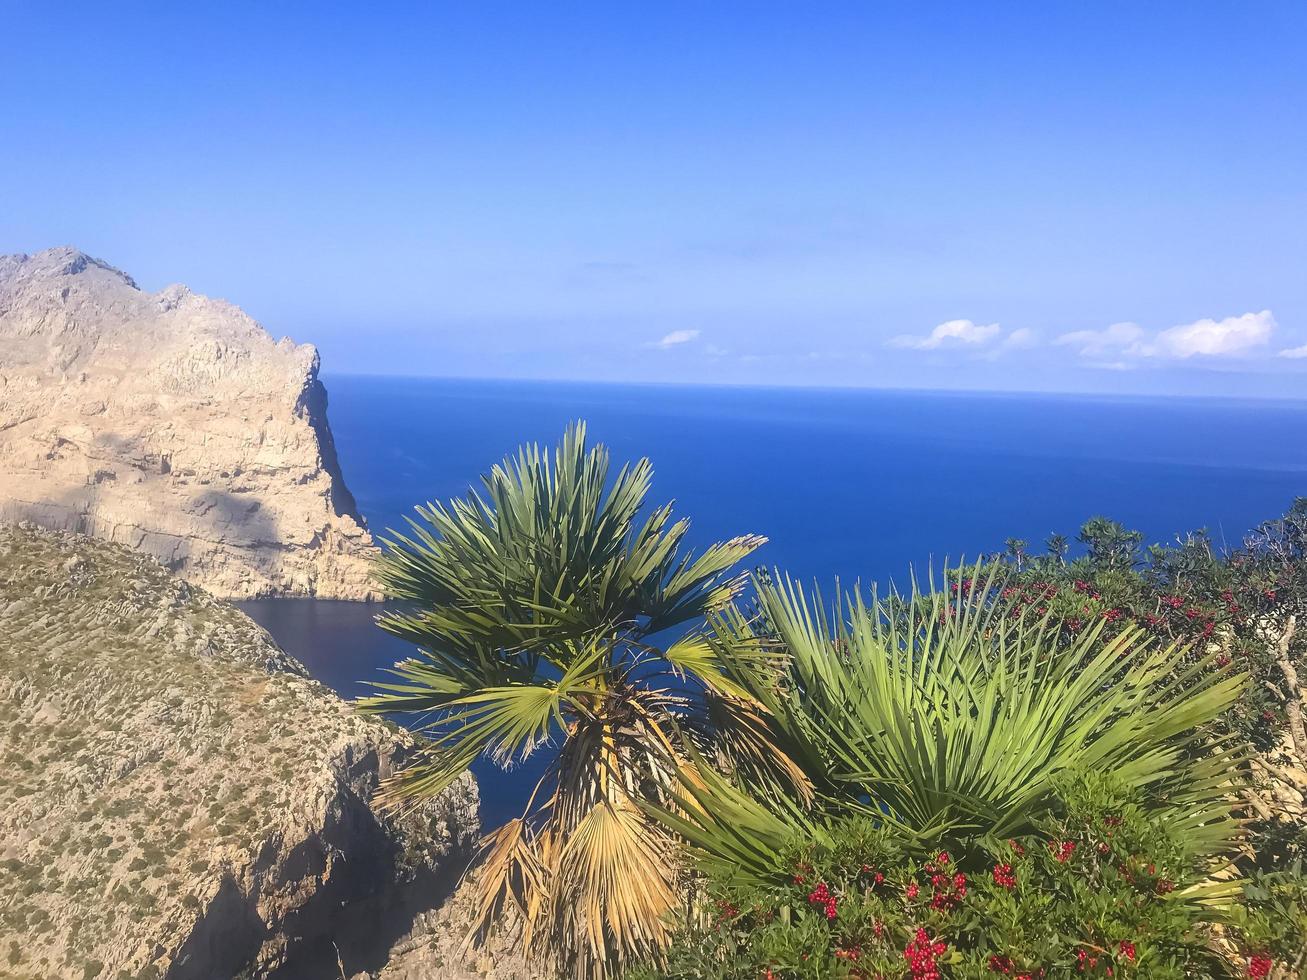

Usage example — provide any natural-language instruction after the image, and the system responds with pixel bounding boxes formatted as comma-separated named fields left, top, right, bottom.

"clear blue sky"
left=4, top=2, right=1306, bottom=397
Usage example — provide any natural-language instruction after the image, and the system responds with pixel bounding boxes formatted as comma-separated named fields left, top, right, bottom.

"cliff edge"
left=0, top=524, right=478, bottom=979
left=0, top=246, right=378, bottom=599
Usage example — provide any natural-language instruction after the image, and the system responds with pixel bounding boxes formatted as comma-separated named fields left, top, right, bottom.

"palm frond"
left=357, top=422, right=766, bottom=976
left=667, top=562, right=1248, bottom=882
left=553, top=796, right=680, bottom=976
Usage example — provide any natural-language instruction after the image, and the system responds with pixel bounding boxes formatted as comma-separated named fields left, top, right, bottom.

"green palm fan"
left=356, top=421, right=768, bottom=978
left=659, top=566, right=1247, bottom=886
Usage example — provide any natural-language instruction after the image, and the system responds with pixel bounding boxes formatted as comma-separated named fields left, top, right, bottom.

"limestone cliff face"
left=0, top=246, right=378, bottom=599
left=0, top=524, right=479, bottom=980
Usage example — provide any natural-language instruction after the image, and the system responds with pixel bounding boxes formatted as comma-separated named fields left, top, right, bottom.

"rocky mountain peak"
left=1, top=245, right=140, bottom=290
left=0, top=247, right=380, bottom=599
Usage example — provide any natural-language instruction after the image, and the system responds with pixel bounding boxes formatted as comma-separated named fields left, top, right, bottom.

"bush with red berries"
left=970, top=501, right=1307, bottom=896
left=631, top=774, right=1294, bottom=979
left=982, top=502, right=1307, bottom=761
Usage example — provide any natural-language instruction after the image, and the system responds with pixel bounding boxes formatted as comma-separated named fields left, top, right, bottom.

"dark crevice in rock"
left=296, top=373, right=363, bottom=526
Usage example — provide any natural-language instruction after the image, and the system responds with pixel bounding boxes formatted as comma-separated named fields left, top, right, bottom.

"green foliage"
left=354, top=429, right=1305, bottom=980
left=655, top=566, right=1244, bottom=890
left=983, top=500, right=1307, bottom=877
left=363, top=421, right=765, bottom=796
left=1004, top=503, right=1306, bottom=738
left=358, top=422, right=767, bottom=977
left=1228, top=867, right=1307, bottom=974
left=1077, top=517, right=1144, bottom=574
left=634, top=776, right=1296, bottom=979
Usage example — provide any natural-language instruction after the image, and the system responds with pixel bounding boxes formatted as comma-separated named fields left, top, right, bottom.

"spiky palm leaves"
left=357, top=423, right=765, bottom=978
left=658, top=570, right=1248, bottom=887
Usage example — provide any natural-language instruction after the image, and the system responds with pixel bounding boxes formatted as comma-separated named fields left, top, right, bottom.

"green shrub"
left=662, top=567, right=1245, bottom=888
left=986, top=501, right=1307, bottom=759
left=635, top=776, right=1295, bottom=979
left=982, top=500, right=1307, bottom=876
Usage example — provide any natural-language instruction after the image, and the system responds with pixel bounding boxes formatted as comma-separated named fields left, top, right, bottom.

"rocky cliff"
left=0, top=524, right=478, bottom=980
left=0, top=247, right=378, bottom=599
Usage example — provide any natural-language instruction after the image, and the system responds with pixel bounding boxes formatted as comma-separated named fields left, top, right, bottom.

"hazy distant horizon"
left=321, top=365, right=1307, bottom=403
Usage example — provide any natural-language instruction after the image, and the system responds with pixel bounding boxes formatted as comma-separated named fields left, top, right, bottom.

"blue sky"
left=4, top=2, right=1306, bottom=397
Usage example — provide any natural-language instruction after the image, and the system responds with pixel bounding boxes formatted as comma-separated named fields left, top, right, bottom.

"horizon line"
left=319, top=369, right=1307, bottom=406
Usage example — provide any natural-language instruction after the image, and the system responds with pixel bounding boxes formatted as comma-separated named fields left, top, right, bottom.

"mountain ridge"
left=0, top=246, right=379, bottom=599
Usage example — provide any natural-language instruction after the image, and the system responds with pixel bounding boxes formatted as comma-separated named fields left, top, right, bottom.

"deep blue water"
left=240, top=376, right=1307, bottom=827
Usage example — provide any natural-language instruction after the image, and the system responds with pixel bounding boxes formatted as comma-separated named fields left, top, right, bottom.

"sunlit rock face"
left=0, top=246, right=378, bottom=599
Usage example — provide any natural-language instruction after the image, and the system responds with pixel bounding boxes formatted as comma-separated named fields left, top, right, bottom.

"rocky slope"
left=0, top=524, right=478, bottom=980
left=371, top=875, right=537, bottom=980
left=0, top=247, right=377, bottom=599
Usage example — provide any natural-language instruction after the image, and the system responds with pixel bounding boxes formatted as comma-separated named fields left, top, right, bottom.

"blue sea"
left=240, top=376, right=1307, bottom=826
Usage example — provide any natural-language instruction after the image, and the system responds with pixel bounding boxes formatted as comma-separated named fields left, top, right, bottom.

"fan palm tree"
left=655, top=568, right=1248, bottom=886
left=356, top=422, right=768, bottom=978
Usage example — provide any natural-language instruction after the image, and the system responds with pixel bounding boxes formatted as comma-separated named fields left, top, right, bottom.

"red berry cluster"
left=999, top=583, right=1057, bottom=619
left=911, top=852, right=967, bottom=911
left=1247, top=954, right=1274, bottom=978
left=859, top=862, right=886, bottom=886
left=930, top=871, right=968, bottom=911
left=791, top=860, right=811, bottom=886
left=987, top=954, right=1043, bottom=978
left=806, top=881, right=838, bottom=920
left=713, top=899, right=740, bottom=923
left=992, top=862, right=1017, bottom=889
left=903, top=927, right=947, bottom=979
left=1050, top=840, right=1076, bottom=863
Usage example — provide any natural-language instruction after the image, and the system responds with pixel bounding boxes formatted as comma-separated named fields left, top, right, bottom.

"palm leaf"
left=665, top=562, right=1248, bottom=884
left=357, top=422, right=765, bottom=976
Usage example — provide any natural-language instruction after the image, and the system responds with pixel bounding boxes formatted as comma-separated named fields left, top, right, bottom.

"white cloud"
left=647, top=329, right=701, bottom=350
left=1055, top=311, right=1279, bottom=366
left=1143, top=310, right=1274, bottom=359
left=1001, top=327, right=1039, bottom=350
left=889, top=319, right=1001, bottom=350
left=973, top=328, right=1042, bottom=362
left=1054, top=322, right=1146, bottom=358
left=887, top=310, right=1293, bottom=372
